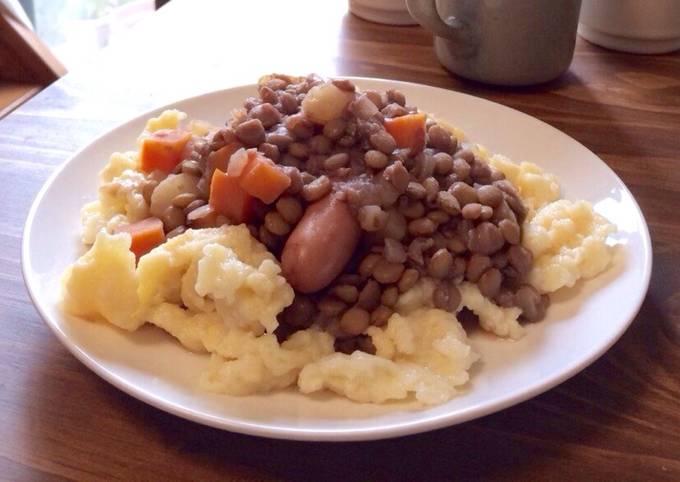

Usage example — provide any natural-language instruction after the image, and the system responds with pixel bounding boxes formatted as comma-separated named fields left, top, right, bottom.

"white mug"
left=406, top=0, right=582, bottom=86
left=579, top=0, right=680, bottom=54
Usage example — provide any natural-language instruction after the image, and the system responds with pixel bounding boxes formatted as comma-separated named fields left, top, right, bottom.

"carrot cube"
left=209, top=169, right=255, bottom=224
left=206, top=142, right=243, bottom=174
left=139, top=129, right=191, bottom=173
left=384, top=113, right=426, bottom=154
left=238, top=153, right=291, bottom=204
left=116, top=217, right=165, bottom=258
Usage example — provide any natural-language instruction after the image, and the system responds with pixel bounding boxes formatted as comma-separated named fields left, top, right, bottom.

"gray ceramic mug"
left=406, top=0, right=582, bottom=85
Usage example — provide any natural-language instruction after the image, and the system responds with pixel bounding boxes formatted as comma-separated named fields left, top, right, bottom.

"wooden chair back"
left=0, top=5, right=66, bottom=84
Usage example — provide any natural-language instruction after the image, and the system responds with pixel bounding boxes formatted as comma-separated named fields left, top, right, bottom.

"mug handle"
left=406, top=0, right=466, bottom=41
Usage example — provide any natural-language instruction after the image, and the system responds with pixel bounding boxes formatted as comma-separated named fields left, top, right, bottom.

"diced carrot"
left=206, top=142, right=243, bottom=174
left=209, top=169, right=255, bottom=224
left=384, top=113, right=426, bottom=153
left=116, top=217, right=165, bottom=258
left=139, top=129, right=191, bottom=173
left=238, top=152, right=291, bottom=204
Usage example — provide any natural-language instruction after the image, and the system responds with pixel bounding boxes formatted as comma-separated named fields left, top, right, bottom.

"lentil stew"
left=135, top=74, right=550, bottom=353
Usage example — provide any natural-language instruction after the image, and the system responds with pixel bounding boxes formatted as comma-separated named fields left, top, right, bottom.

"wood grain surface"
left=0, top=82, right=39, bottom=119
left=1, top=1, right=679, bottom=480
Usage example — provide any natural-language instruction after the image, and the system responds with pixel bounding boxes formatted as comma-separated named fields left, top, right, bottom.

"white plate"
left=22, top=78, right=652, bottom=441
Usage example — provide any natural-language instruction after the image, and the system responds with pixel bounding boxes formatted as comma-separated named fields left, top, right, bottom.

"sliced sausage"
left=281, top=194, right=361, bottom=293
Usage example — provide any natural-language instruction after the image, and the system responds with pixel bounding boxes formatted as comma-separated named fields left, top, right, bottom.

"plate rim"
left=21, top=76, right=653, bottom=441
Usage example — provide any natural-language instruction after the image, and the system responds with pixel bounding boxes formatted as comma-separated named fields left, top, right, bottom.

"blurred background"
left=2, top=0, right=679, bottom=119
left=1, top=0, right=170, bottom=117
left=18, top=0, right=157, bottom=69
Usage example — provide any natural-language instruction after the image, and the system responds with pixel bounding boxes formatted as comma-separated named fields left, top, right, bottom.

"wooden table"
left=1, top=1, right=679, bottom=479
